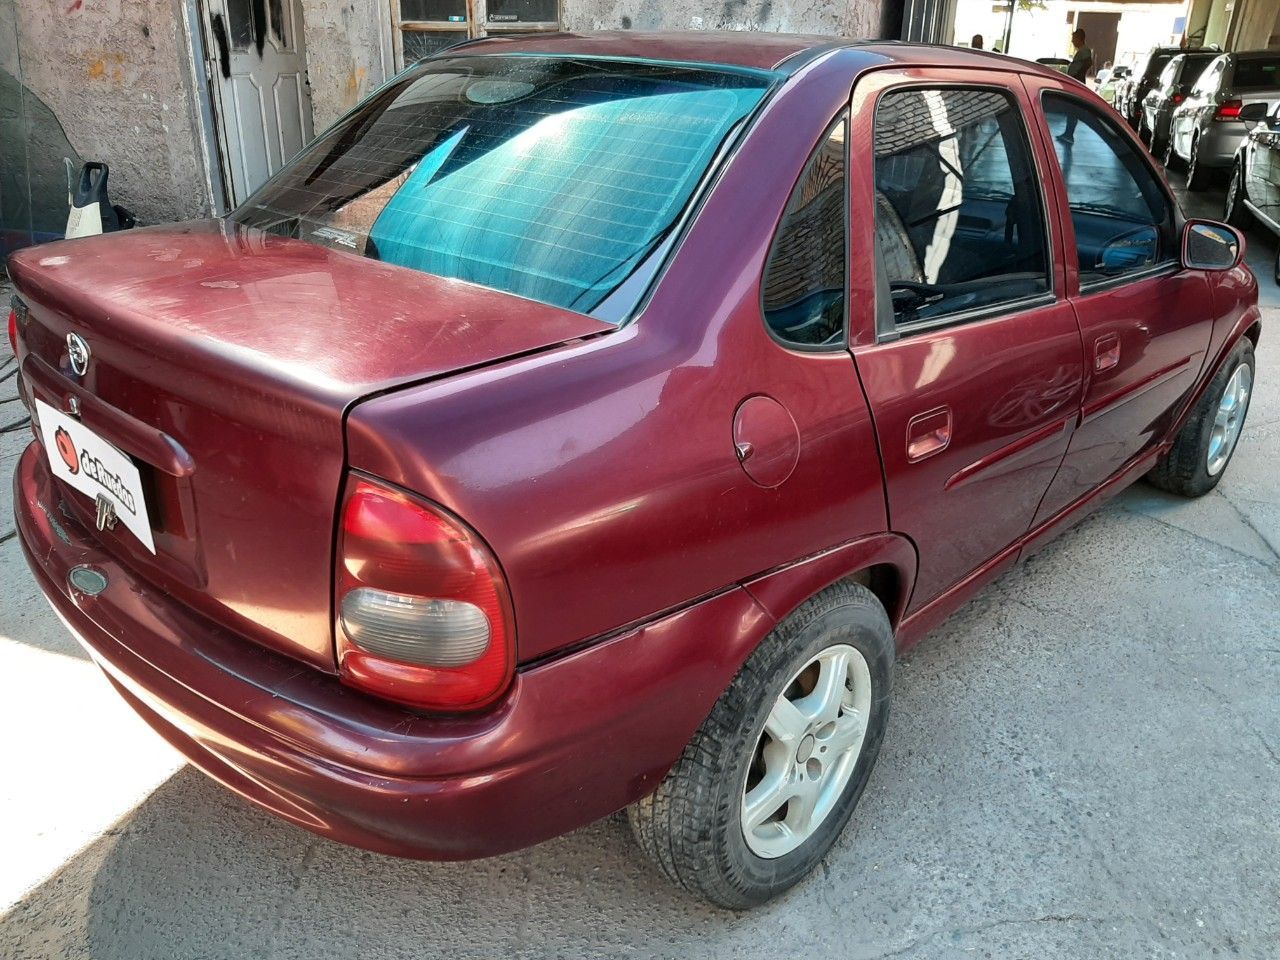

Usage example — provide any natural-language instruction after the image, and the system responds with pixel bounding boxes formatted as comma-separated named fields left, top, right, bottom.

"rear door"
left=1022, top=79, right=1215, bottom=522
left=848, top=70, right=1086, bottom=612
left=1244, top=118, right=1280, bottom=229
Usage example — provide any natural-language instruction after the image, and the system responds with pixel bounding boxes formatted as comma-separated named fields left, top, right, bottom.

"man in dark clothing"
left=1058, top=28, right=1094, bottom=143
left=1066, top=28, right=1094, bottom=82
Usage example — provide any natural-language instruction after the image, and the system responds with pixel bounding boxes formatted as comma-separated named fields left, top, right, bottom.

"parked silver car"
left=1167, top=51, right=1280, bottom=190
left=1224, top=100, right=1280, bottom=282
left=1139, top=51, right=1218, bottom=155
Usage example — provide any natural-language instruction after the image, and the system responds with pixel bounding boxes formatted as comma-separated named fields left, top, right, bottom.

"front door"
left=1024, top=82, right=1215, bottom=522
left=849, top=73, right=1086, bottom=612
left=203, top=0, right=314, bottom=205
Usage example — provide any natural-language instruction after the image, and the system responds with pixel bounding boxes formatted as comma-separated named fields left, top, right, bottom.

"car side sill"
left=896, top=442, right=1164, bottom=651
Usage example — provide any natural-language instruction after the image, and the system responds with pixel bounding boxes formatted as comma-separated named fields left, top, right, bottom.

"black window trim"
left=882, top=288, right=1058, bottom=341
left=870, top=80, right=1058, bottom=344
left=759, top=108, right=852, bottom=354
left=1038, top=89, right=1181, bottom=297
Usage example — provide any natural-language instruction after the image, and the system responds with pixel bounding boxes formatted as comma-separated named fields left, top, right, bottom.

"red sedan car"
left=8, top=33, right=1259, bottom=908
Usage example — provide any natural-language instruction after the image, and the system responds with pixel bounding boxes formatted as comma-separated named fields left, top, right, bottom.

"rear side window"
left=231, top=56, right=770, bottom=319
left=873, top=87, right=1050, bottom=328
left=1234, top=58, right=1280, bottom=90
left=762, top=114, right=847, bottom=348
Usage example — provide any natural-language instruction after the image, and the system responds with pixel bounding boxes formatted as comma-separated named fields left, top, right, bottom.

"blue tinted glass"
left=233, top=57, right=769, bottom=318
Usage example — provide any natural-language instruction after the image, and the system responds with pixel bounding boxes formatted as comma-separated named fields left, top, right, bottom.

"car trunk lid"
left=9, top=220, right=611, bottom=671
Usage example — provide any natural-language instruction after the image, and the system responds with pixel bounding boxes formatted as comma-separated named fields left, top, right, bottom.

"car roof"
left=445, top=31, right=1073, bottom=80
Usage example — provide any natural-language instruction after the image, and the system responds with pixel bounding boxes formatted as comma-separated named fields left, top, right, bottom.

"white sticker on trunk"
left=35, top=399, right=156, bottom=554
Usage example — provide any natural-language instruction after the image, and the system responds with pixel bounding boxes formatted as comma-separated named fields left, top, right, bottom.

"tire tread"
left=628, top=581, right=892, bottom=908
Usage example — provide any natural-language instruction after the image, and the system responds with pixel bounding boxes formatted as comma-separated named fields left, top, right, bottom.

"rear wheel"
left=1224, top=162, right=1251, bottom=227
left=1148, top=338, right=1254, bottom=497
left=627, top=581, right=894, bottom=909
left=1160, top=130, right=1177, bottom=169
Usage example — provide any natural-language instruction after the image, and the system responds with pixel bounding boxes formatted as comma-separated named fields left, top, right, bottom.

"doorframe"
left=180, top=0, right=231, bottom=215
left=185, top=0, right=315, bottom=216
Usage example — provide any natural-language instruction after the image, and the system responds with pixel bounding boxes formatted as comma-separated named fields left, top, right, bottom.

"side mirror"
left=1098, top=226, right=1159, bottom=274
left=1239, top=102, right=1269, bottom=128
left=1182, top=220, right=1243, bottom=272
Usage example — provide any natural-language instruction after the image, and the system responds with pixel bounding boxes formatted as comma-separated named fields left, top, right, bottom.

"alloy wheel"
left=1226, top=167, right=1240, bottom=219
left=741, top=644, right=872, bottom=859
left=1207, top=362, right=1252, bottom=476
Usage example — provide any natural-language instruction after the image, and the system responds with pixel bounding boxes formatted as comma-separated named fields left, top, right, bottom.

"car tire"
left=1138, top=113, right=1151, bottom=145
left=1185, top=137, right=1211, bottom=191
left=1148, top=338, right=1255, bottom=497
left=1160, top=131, right=1177, bottom=169
left=627, top=580, right=894, bottom=909
left=1224, top=162, right=1251, bottom=227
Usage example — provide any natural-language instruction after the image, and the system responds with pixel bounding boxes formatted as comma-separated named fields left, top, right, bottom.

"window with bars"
left=395, top=0, right=561, bottom=68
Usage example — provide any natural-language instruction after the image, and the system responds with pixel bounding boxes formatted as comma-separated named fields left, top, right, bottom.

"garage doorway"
left=198, top=0, right=315, bottom=208
left=1074, top=11, right=1121, bottom=76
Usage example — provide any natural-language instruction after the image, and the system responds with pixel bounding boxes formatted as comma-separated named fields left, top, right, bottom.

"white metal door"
left=204, top=0, right=314, bottom=206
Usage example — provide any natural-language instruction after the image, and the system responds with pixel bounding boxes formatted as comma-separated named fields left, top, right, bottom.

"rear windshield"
left=1234, top=59, right=1280, bottom=90
left=231, top=56, right=770, bottom=319
left=1144, top=53, right=1173, bottom=80
left=1179, top=56, right=1216, bottom=84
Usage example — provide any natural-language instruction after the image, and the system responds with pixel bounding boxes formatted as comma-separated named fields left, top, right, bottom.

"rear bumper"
left=14, top=441, right=773, bottom=859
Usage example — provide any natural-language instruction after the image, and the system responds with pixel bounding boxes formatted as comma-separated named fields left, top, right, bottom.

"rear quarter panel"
left=346, top=51, right=894, bottom=663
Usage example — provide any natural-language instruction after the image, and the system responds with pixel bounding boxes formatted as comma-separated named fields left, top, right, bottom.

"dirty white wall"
left=301, top=0, right=391, bottom=132
left=561, top=0, right=883, bottom=39
left=3, top=0, right=210, bottom=228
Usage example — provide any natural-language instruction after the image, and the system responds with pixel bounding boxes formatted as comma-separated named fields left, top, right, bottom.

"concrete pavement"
left=2, top=232, right=1279, bottom=956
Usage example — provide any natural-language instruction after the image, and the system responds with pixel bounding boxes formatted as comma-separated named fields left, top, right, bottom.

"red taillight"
left=1172, top=93, right=1185, bottom=105
left=335, top=476, right=514, bottom=712
left=1215, top=99, right=1244, bottom=121
left=7, top=308, right=16, bottom=355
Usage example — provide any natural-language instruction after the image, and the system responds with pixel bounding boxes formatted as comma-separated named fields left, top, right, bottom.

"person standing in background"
left=1058, top=28, right=1093, bottom=143
left=971, top=34, right=984, bottom=50
left=1065, top=28, right=1093, bottom=83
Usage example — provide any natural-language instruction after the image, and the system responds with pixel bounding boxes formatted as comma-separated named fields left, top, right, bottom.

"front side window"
left=762, top=115, right=847, bottom=347
left=1042, top=94, right=1175, bottom=286
left=232, top=56, right=770, bottom=319
left=873, top=87, right=1050, bottom=327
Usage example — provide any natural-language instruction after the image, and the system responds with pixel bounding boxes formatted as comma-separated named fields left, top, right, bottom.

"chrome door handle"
left=1095, top=334, right=1120, bottom=372
left=906, top=407, right=952, bottom=462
